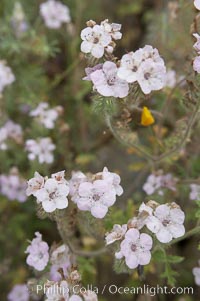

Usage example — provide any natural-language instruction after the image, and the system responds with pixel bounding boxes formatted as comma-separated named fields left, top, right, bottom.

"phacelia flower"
left=25, top=232, right=49, bottom=271
left=105, top=224, right=127, bottom=245
left=193, top=261, right=200, bottom=286
left=76, top=179, right=116, bottom=218
left=50, top=244, right=75, bottom=281
left=145, top=203, right=185, bottom=243
left=83, top=64, right=103, bottom=81
left=100, top=19, right=122, bottom=40
left=26, top=172, right=45, bottom=197
left=25, top=137, right=55, bottom=164
left=189, top=184, right=200, bottom=200
left=90, top=61, right=129, bottom=98
left=8, top=284, right=29, bottom=301
left=40, top=0, right=71, bottom=29
left=117, top=45, right=166, bottom=94
left=115, top=228, right=153, bottom=269
left=0, top=60, right=15, bottom=94
left=45, top=280, right=69, bottom=300
left=30, top=102, right=62, bottom=129
left=194, top=0, right=200, bottom=10
left=80, top=24, right=111, bottom=58
left=193, top=56, right=200, bottom=73
left=35, top=178, right=69, bottom=212
left=0, top=168, right=27, bottom=202
left=141, top=106, right=155, bottom=126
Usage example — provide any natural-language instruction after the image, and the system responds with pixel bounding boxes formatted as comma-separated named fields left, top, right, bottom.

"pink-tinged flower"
left=45, top=280, right=69, bottom=300
left=8, top=284, right=29, bottom=301
left=40, top=0, right=71, bottom=29
left=193, top=33, right=200, bottom=53
left=193, top=261, right=200, bottom=286
left=90, top=61, right=129, bottom=98
left=83, top=64, right=103, bottom=81
left=25, top=137, right=55, bottom=164
left=193, top=56, right=200, bottom=73
left=189, top=184, right=200, bottom=200
left=26, top=172, right=45, bottom=197
left=35, top=178, right=69, bottom=212
left=115, top=228, right=153, bottom=269
left=105, top=224, right=127, bottom=245
left=25, top=232, right=49, bottom=271
left=50, top=244, right=75, bottom=281
left=194, top=0, right=200, bottom=10
left=0, top=170, right=27, bottom=202
left=137, top=58, right=166, bottom=94
left=76, top=179, right=116, bottom=218
left=145, top=203, right=185, bottom=243
left=80, top=25, right=111, bottom=58
left=0, top=60, right=15, bottom=93
left=30, top=102, right=62, bottom=129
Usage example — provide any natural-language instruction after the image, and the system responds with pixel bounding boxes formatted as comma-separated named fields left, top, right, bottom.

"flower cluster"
left=8, top=284, right=29, bottom=301
left=25, top=137, right=55, bottom=164
left=26, top=171, right=69, bottom=212
left=0, top=168, right=27, bottom=202
left=80, top=19, right=122, bottom=58
left=106, top=200, right=185, bottom=269
left=0, top=120, right=22, bottom=150
left=25, top=232, right=49, bottom=271
left=30, top=102, right=63, bottom=129
left=193, top=261, right=200, bottom=286
left=143, top=171, right=177, bottom=195
left=40, top=0, right=71, bottom=29
left=0, top=60, right=15, bottom=94
left=117, top=45, right=166, bottom=94
left=69, top=167, right=123, bottom=218
left=189, top=184, right=200, bottom=200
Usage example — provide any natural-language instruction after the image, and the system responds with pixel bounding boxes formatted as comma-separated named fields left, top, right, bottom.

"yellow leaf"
left=141, top=106, right=155, bottom=126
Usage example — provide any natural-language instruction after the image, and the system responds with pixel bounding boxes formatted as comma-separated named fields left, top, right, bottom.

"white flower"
left=0, top=127, right=8, bottom=150
left=189, top=184, right=200, bottom=200
left=105, top=224, right=127, bottom=245
left=0, top=61, right=15, bottom=93
left=40, top=0, right=71, bottom=29
left=117, top=51, right=143, bottom=83
left=193, top=56, right=200, bottom=73
left=146, top=203, right=185, bottom=243
left=26, top=172, right=45, bottom=196
left=137, top=58, right=166, bottom=94
left=100, top=19, right=122, bottom=40
left=80, top=25, right=111, bottom=58
left=165, top=69, right=176, bottom=88
left=51, top=170, right=68, bottom=184
left=193, top=33, right=200, bottom=53
left=115, top=228, right=153, bottom=269
left=35, top=178, right=69, bottom=212
left=97, top=166, right=123, bottom=196
left=45, top=280, right=69, bottom=300
left=143, top=174, right=162, bottom=195
left=25, top=137, right=55, bottom=164
left=193, top=261, right=200, bottom=286
left=194, top=0, right=200, bottom=10
left=90, top=61, right=129, bottom=98
left=30, top=102, right=61, bottom=129
left=76, top=179, right=116, bottom=218
left=69, top=171, right=87, bottom=202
